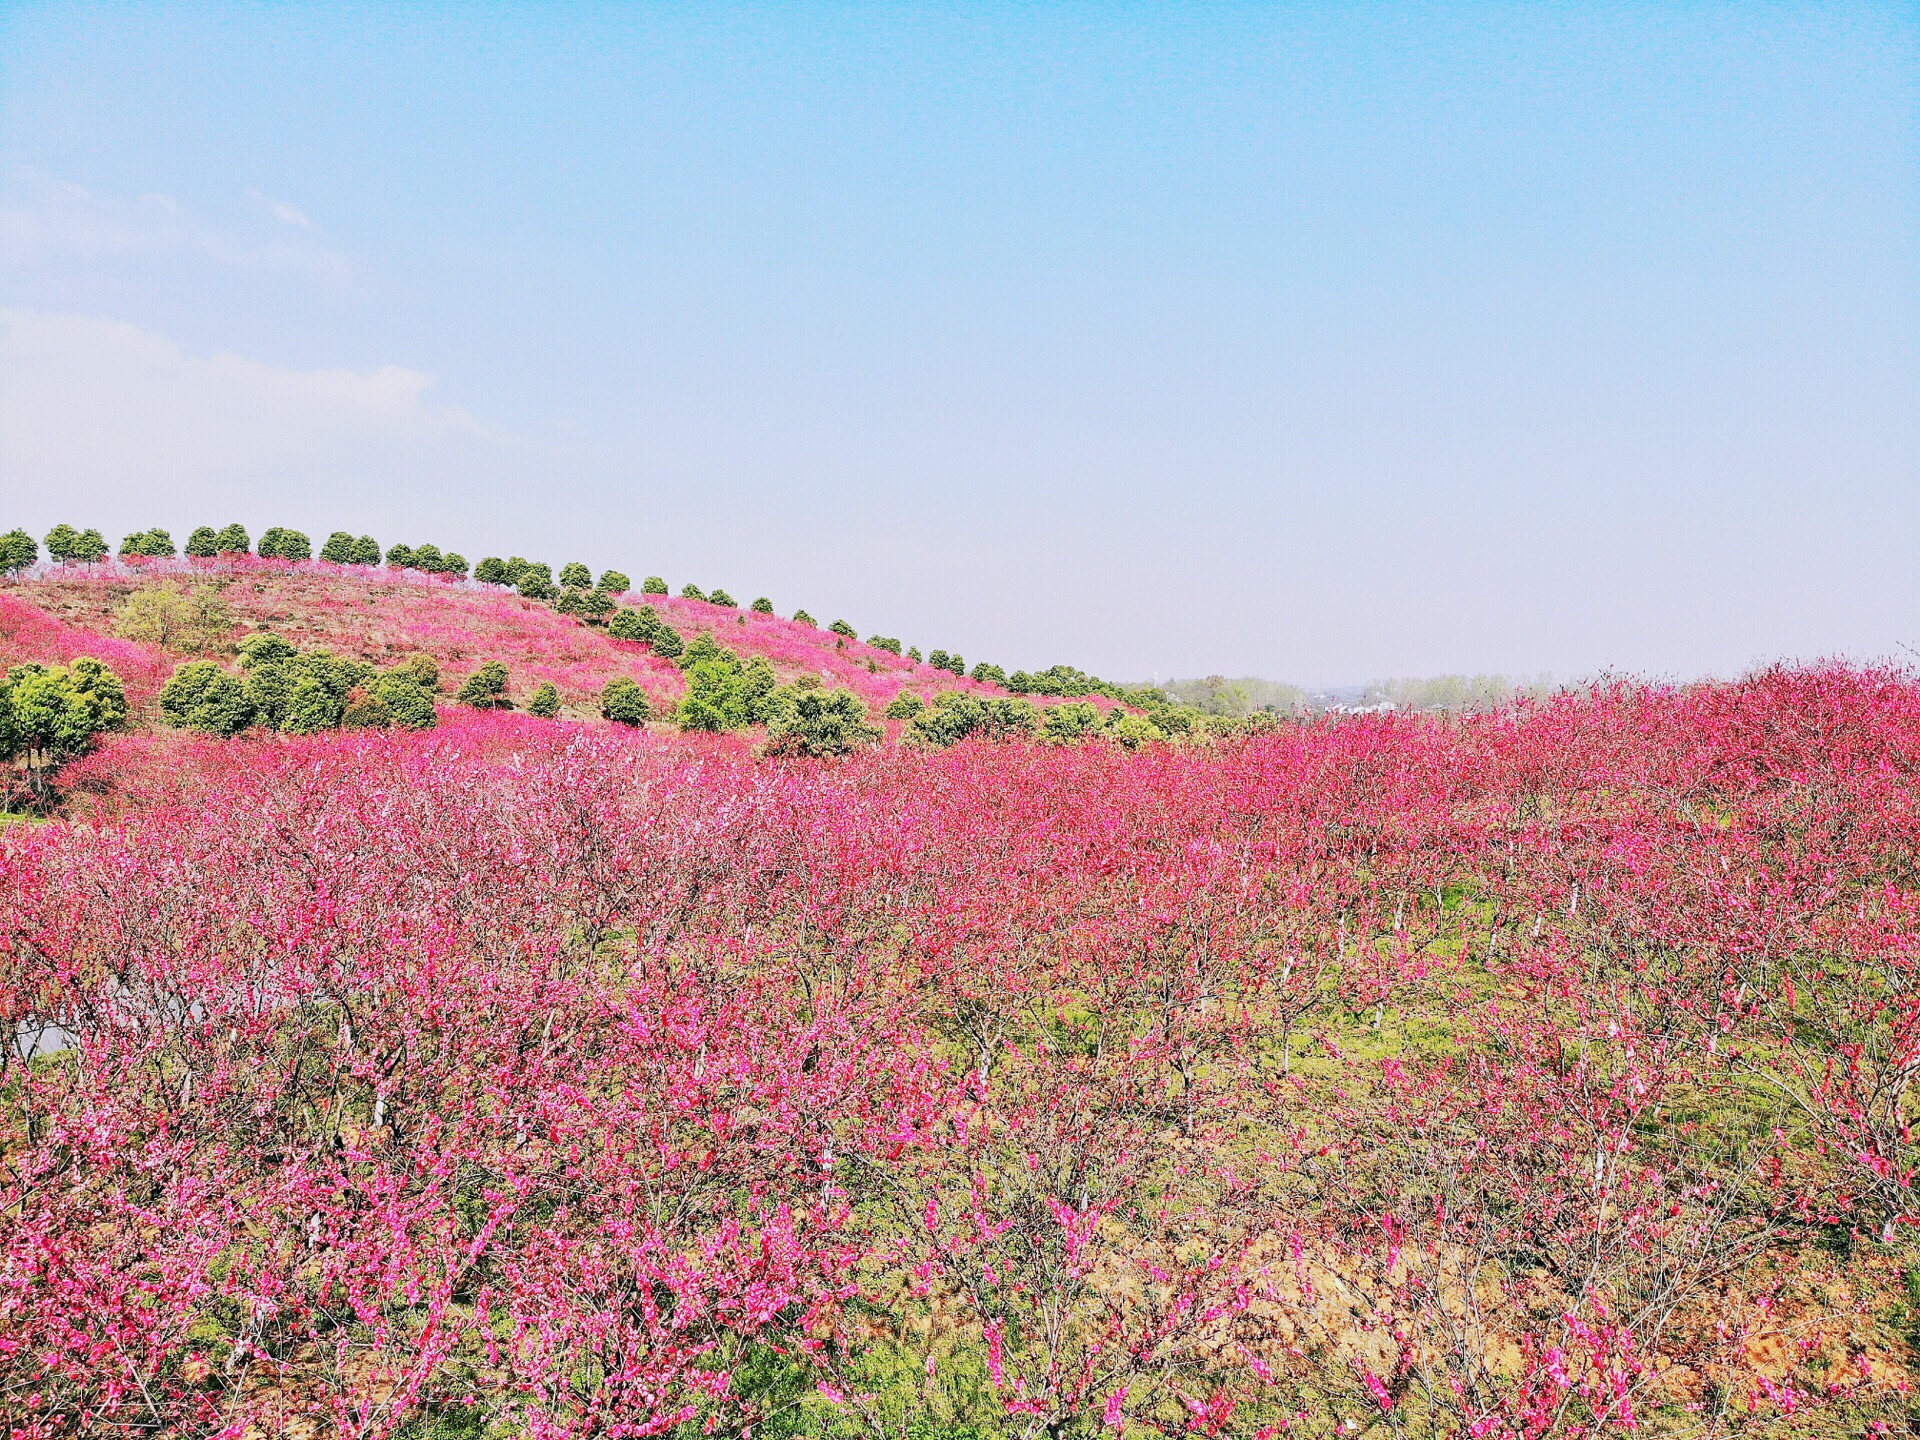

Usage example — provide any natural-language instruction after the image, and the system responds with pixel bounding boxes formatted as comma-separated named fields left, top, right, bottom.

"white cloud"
left=247, top=188, right=318, bottom=232
left=0, top=167, right=351, bottom=280
left=0, top=309, right=492, bottom=508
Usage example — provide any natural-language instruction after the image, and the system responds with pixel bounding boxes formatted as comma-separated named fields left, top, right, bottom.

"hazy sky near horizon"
left=1, top=3, right=1913, bottom=684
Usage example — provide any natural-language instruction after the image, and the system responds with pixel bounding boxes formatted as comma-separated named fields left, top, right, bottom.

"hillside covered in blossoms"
left=4, top=529, right=1920, bottom=1438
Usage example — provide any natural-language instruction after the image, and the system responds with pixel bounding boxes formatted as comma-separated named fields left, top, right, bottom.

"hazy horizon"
left=2, top=3, right=1913, bottom=682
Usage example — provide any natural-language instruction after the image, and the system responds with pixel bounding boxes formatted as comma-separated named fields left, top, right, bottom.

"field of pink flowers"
left=5, top=558, right=1016, bottom=718
left=7, top=666, right=1920, bottom=1437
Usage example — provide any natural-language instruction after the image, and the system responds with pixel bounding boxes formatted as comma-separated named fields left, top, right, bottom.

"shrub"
left=372, top=671, right=438, bottom=730
left=456, top=662, right=512, bottom=709
left=867, top=636, right=902, bottom=655
left=559, top=562, right=592, bottom=590
left=906, top=646, right=921, bottom=663
left=527, top=682, right=561, bottom=718
left=349, top=535, right=382, bottom=566
left=792, top=609, right=815, bottom=627
left=119, top=528, right=176, bottom=558
left=516, top=563, right=556, bottom=600
left=320, top=531, right=357, bottom=563
left=641, top=576, right=668, bottom=595
left=1105, top=712, right=1165, bottom=749
left=680, top=583, right=708, bottom=602
left=608, top=606, right=684, bottom=659
left=599, top=570, right=631, bottom=595
left=829, top=620, right=856, bottom=639
left=214, top=524, right=250, bottom=556
left=601, top=676, right=651, bottom=726
left=908, top=693, right=1039, bottom=747
left=241, top=649, right=367, bottom=732
left=257, top=527, right=312, bottom=561
left=762, top=685, right=880, bottom=758
left=184, top=526, right=221, bottom=558
left=555, top=588, right=614, bottom=623
left=441, top=553, right=469, bottom=579
left=46, top=525, right=108, bottom=565
left=883, top=691, right=926, bottom=720
left=970, top=661, right=1008, bottom=687
left=709, top=589, right=737, bottom=608
left=1041, top=702, right=1104, bottom=744
left=159, top=660, right=255, bottom=735
left=236, top=633, right=299, bottom=669
left=386, top=543, right=417, bottom=569
left=474, top=556, right=511, bottom=586
left=0, top=529, right=37, bottom=574
left=750, top=597, right=773, bottom=614
left=112, top=584, right=233, bottom=652
left=3, top=658, right=128, bottom=783
left=279, top=675, right=340, bottom=735
left=411, top=544, right=446, bottom=573
left=392, top=653, right=441, bottom=691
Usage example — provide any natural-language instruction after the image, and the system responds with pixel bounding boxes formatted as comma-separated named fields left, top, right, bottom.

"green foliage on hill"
left=866, top=635, right=902, bottom=655
left=641, top=576, right=668, bottom=595
left=45, top=524, right=109, bottom=565
left=601, top=676, right=650, bottom=726
left=118, top=528, right=176, bottom=558
left=559, top=562, right=592, bottom=590
left=599, top=570, right=631, bottom=595
left=908, top=692, right=1039, bottom=747
left=257, top=527, right=312, bottom=562
left=164, top=644, right=437, bottom=737
left=527, top=682, right=561, bottom=718
left=456, top=662, right=512, bottom=710
left=883, top=691, right=926, bottom=721
left=709, top=589, right=737, bottom=608
left=0, top=530, right=37, bottom=575
left=2, top=658, right=128, bottom=777
left=607, top=604, right=683, bottom=658
left=680, top=583, right=708, bottom=602
left=792, top=609, right=815, bottom=627
left=214, top=524, right=250, bottom=556
left=750, top=597, right=773, bottom=614
left=675, top=640, right=779, bottom=733
left=762, top=683, right=880, bottom=757
left=829, top=619, right=856, bottom=639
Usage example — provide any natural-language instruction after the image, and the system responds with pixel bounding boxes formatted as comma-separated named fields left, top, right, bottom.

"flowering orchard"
left=6, top=667, right=1920, bottom=1437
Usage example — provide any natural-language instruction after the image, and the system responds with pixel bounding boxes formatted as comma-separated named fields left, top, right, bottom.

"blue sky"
left=0, top=3, right=1913, bottom=683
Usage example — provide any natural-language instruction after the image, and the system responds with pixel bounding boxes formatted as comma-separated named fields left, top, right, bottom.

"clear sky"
left=1, top=3, right=1913, bottom=684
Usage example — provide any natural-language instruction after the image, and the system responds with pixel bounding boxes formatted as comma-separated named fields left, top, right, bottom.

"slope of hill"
left=4, top=554, right=1017, bottom=718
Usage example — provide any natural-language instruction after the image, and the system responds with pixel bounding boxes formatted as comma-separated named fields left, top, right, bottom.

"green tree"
left=213, top=524, right=250, bottom=555
left=906, top=646, right=921, bottom=663
left=555, top=588, right=614, bottom=623
left=762, top=685, right=880, bottom=758
left=258, top=527, right=312, bottom=561
left=5, top=659, right=128, bottom=791
left=970, top=662, right=1008, bottom=687
left=866, top=635, right=902, bottom=655
left=43, top=524, right=81, bottom=564
left=159, top=660, right=255, bottom=735
left=386, top=542, right=416, bottom=569
left=373, top=671, right=439, bottom=730
left=73, top=528, right=109, bottom=563
left=1105, top=712, right=1166, bottom=749
left=1041, top=702, right=1104, bottom=744
left=559, top=562, right=592, bottom=590
left=411, top=543, right=446, bottom=572
left=320, top=531, right=357, bottom=563
left=792, top=609, right=816, bottom=627
left=750, top=596, right=773, bottom=614
left=349, top=535, right=382, bottom=565
left=883, top=691, right=926, bottom=721
left=456, top=661, right=512, bottom=709
left=680, top=583, right=708, bottom=602
left=516, top=563, right=556, bottom=600
left=641, top=575, right=668, bottom=595
left=907, top=693, right=1040, bottom=747
left=113, top=584, right=232, bottom=652
left=185, top=526, right=221, bottom=558
left=474, top=556, right=510, bottom=585
left=390, top=652, right=440, bottom=691
left=527, top=682, right=561, bottom=718
left=675, top=659, right=741, bottom=731
left=601, top=676, right=650, bottom=726
left=599, top=570, right=631, bottom=594
left=829, top=620, right=856, bottom=639
left=119, top=528, right=175, bottom=558
left=709, top=588, right=737, bottom=608
left=236, top=633, right=298, bottom=669
left=441, top=552, right=468, bottom=579
left=0, top=529, right=39, bottom=575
